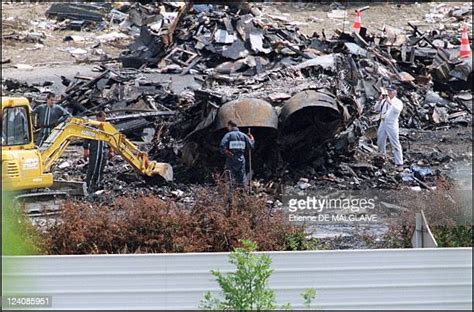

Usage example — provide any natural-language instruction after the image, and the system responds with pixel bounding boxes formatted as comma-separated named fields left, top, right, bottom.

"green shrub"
left=200, top=240, right=317, bottom=310
left=2, top=192, right=43, bottom=255
left=200, top=240, right=277, bottom=310
left=377, top=179, right=472, bottom=248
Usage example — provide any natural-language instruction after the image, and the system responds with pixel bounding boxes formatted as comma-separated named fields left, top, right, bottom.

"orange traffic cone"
left=352, top=10, right=361, bottom=33
left=459, top=26, right=471, bottom=58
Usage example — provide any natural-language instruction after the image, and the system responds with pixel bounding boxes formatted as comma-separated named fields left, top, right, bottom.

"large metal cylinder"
left=215, top=98, right=278, bottom=130
left=279, top=90, right=344, bottom=160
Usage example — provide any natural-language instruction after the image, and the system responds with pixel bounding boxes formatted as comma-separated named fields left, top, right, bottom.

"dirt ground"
left=261, top=2, right=469, bottom=35
left=1, top=3, right=128, bottom=65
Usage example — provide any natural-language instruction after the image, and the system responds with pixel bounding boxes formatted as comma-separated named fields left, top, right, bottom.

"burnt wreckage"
left=3, top=2, right=472, bottom=183
left=162, top=4, right=471, bottom=177
left=176, top=55, right=357, bottom=175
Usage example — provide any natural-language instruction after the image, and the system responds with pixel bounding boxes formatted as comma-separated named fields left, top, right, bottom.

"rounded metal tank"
left=279, top=89, right=344, bottom=162
left=215, top=98, right=278, bottom=130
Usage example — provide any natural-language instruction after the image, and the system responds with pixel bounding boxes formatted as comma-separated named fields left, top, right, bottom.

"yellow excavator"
left=2, top=97, right=173, bottom=192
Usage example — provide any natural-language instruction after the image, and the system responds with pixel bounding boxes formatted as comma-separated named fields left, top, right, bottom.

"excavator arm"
left=40, top=117, right=173, bottom=182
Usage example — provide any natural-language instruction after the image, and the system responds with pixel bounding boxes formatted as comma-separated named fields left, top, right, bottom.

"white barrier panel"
left=3, top=248, right=472, bottom=310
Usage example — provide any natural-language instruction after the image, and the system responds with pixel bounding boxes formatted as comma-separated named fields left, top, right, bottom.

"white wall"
left=3, top=248, right=472, bottom=309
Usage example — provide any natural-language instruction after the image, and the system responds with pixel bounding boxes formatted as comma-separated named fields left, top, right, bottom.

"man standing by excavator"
left=32, top=92, right=71, bottom=146
left=374, top=85, right=404, bottom=170
left=83, top=111, right=113, bottom=193
left=219, top=120, right=255, bottom=188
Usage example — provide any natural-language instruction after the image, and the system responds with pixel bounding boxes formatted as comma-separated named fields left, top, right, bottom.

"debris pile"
left=169, top=17, right=472, bottom=172
left=46, top=3, right=112, bottom=30
left=424, top=2, right=472, bottom=25
left=2, top=68, right=180, bottom=141
left=2, top=2, right=472, bottom=192
left=118, top=2, right=190, bottom=70
left=120, top=3, right=318, bottom=75
left=2, top=14, right=49, bottom=52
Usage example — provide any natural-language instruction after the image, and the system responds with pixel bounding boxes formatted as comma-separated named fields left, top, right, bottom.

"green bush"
left=200, top=240, right=316, bottom=310
left=200, top=240, right=277, bottom=310
left=2, top=192, right=44, bottom=296
left=284, top=231, right=325, bottom=251
left=2, top=192, right=43, bottom=255
left=376, top=179, right=472, bottom=248
left=432, top=225, right=472, bottom=247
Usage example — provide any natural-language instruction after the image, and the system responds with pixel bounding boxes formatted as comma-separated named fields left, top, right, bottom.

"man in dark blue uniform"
left=32, top=92, right=71, bottom=146
left=219, top=120, right=255, bottom=187
left=83, top=111, right=113, bottom=193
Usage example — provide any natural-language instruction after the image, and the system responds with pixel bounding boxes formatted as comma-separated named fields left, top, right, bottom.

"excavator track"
left=12, top=180, right=88, bottom=227
left=13, top=191, right=68, bottom=227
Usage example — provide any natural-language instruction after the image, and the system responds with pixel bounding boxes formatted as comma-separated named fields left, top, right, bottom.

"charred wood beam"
left=106, top=111, right=175, bottom=122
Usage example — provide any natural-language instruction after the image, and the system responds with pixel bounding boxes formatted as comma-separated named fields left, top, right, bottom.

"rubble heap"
left=170, top=20, right=472, bottom=168
left=2, top=2, right=472, bottom=192
left=120, top=2, right=318, bottom=76
left=2, top=68, right=181, bottom=141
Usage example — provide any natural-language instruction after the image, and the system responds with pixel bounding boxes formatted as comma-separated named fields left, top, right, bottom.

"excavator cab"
left=2, top=97, right=54, bottom=191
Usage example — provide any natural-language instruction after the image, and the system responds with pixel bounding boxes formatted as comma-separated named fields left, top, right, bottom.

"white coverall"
left=374, top=96, right=404, bottom=165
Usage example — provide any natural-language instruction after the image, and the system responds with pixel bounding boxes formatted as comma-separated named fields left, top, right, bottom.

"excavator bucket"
left=148, top=161, right=174, bottom=182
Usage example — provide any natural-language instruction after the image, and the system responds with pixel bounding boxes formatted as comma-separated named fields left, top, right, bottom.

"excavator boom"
left=40, top=117, right=173, bottom=182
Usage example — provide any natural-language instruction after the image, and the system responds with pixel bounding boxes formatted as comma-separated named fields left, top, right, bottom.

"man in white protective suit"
left=374, top=85, right=404, bottom=170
